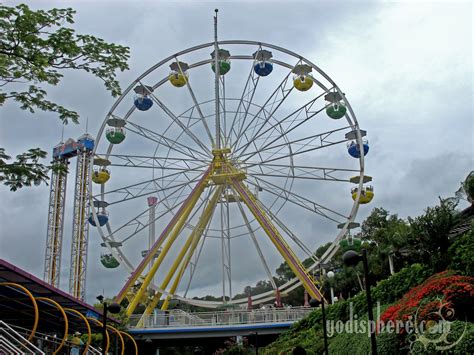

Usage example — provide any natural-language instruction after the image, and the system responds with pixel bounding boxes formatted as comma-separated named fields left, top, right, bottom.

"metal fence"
left=0, top=321, right=102, bottom=354
left=130, top=307, right=313, bottom=329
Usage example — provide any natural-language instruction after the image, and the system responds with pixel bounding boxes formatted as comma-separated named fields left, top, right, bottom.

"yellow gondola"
left=351, top=186, right=374, bottom=204
left=293, top=75, right=314, bottom=91
left=168, top=61, right=190, bottom=87
left=168, top=72, right=188, bottom=87
left=292, top=64, right=313, bottom=91
left=92, top=168, right=110, bottom=184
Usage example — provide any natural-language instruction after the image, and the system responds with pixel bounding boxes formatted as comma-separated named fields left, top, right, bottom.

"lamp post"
left=342, top=249, right=377, bottom=355
left=97, top=295, right=121, bottom=355
left=255, top=331, right=258, bottom=355
left=326, top=271, right=335, bottom=304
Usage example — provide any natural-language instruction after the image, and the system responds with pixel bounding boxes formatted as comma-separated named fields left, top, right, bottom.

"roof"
left=0, top=258, right=117, bottom=334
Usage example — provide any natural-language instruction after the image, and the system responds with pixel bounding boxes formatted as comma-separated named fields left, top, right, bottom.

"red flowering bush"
left=381, top=271, right=474, bottom=328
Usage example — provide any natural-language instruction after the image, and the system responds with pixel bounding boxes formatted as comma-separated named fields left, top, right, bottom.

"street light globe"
left=108, top=303, right=122, bottom=314
left=343, top=250, right=362, bottom=267
left=327, top=271, right=335, bottom=279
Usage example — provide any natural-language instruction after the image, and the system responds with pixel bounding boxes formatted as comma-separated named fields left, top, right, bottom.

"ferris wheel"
left=89, top=15, right=373, bottom=319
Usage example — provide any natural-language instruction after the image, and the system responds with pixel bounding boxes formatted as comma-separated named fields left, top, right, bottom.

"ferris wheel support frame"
left=114, top=168, right=211, bottom=304
left=230, top=179, right=324, bottom=301
left=136, top=186, right=223, bottom=326
left=123, top=152, right=325, bottom=315
left=123, top=170, right=210, bottom=315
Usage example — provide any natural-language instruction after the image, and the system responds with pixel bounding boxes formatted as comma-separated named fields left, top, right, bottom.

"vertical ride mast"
left=44, top=154, right=68, bottom=288
left=69, top=134, right=94, bottom=300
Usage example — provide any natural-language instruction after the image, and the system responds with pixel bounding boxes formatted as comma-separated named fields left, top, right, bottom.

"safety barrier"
left=0, top=320, right=45, bottom=354
left=129, top=306, right=313, bottom=328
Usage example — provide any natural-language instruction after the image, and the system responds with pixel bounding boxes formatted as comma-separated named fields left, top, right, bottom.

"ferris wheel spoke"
left=174, top=58, right=215, bottom=147
left=126, top=121, right=210, bottom=161
left=225, top=61, right=260, bottom=147
left=240, top=90, right=331, bottom=159
left=247, top=176, right=347, bottom=223
left=119, top=179, right=215, bottom=246
left=105, top=177, right=196, bottom=244
left=219, top=75, right=227, bottom=148
left=235, top=197, right=277, bottom=290
left=239, top=125, right=351, bottom=163
left=220, top=188, right=232, bottom=301
left=182, top=202, right=217, bottom=298
left=245, top=163, right=359, bottom=182
left=231, top=70, right=293, bottom=153
left=96, top=171, right=203, bottom=206
left=139, top=82, right=212, bottom=155
left=114, top=197, right=185, bottom=244
left=103, top=154, right=208, bottom=169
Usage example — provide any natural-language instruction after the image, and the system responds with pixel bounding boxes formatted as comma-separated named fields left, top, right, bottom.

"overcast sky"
left=0, top=0, right=472, bottom=305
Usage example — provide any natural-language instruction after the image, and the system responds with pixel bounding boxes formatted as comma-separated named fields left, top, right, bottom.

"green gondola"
left=100, top=253, right=120, bottom=268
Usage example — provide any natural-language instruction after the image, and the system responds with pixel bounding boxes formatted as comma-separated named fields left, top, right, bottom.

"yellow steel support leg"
left=138, top=186, right=223, bottom=325
left=126, top=174, right=209, bottom=316
left=231, top=180, right=325, bottom=301
left=160, top=188, right=221, bottom=310
left=116, top=169, right=210, bottom=305
left=160, top=215, right=207, bottom=311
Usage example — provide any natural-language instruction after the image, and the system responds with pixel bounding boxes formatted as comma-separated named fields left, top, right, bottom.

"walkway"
left=129, top=307, right=312, bottom=339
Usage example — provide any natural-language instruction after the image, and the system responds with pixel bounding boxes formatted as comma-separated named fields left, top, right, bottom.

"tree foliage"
left=462, top=171, right=474, bottom=203
left=0, top=4, right=129, bottom=190
left=407, top=199, right=457, bottom=271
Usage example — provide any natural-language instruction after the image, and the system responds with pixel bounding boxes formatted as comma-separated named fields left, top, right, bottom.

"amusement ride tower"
left=44, top=133, right=94, bottom=300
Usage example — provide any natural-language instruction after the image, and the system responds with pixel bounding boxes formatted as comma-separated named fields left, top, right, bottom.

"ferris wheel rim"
left=89, top=39, right=366, bottom=307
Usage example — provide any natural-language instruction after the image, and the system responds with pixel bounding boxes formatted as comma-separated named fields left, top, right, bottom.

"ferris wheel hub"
left=210, top=150, right=247, bottom=185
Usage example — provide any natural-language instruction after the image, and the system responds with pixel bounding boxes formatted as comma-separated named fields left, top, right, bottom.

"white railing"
left=87, top=345, right=102, bottom=354
left=129, top=306, right=313, bottom=329
left=0, top=320, right=45, bottom=354
left=2, top=322, right=102, bottom=354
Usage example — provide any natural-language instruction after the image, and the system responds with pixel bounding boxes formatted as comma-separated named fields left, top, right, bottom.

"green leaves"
left=0, top=3, right=130, bottom=124
left=0, top=147, right=50, bottom=191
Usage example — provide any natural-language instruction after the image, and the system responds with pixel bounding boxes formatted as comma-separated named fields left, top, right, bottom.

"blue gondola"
left=134, top=95, right=153, bottom=111
left=253, top=50, right=273, bottom=77
left=347, top=140, right=369, bottom=158
left=88, top=211, right=109, bottom=227
left=254, top=61, right=273, bottom=76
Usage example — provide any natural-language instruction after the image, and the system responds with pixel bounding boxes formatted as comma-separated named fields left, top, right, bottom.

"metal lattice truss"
left=44, top=159, right=68, bottom=288
left=69, top=150, right=92, bottom=300
left=89, top=40, right=369, bottom=315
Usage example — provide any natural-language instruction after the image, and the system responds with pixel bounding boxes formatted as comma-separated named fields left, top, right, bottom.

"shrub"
left=381, top=271, right=474, bottom=326
left=371, top=263, right=430, bottom=304
left=448, top=228, right=474, bottom=277
left=266, top=264, right=432, bottom=352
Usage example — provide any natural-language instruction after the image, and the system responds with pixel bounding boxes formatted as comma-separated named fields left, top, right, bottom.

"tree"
left=407, top=198, right=457, bottom=271
left=462, top=171, right=474, bottom=204
left=359, top=207, right=410, bottom=276
left=0, top=4, right=129, bottom=190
